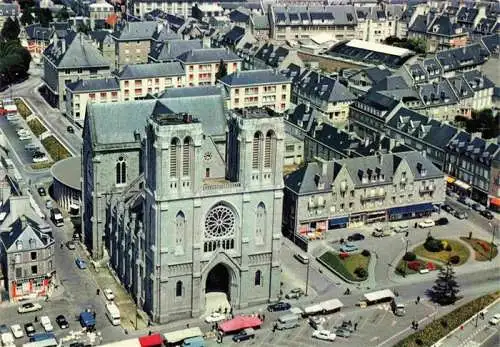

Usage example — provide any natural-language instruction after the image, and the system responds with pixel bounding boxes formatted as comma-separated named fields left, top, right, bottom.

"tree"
left=57, top=6, right=70, bottom=21
left=0, top=40, right=32, bottom=87
left=215, top=59, right=227, bottom=81
left=36, top=8, right=53, bottom=27
left=432, top=263, right=460, bottom=305
left=464, top=109, right=499, bottom=139
left=1, top=17, right=20, bottom=41
left=20, top=9, right=34, bottom=26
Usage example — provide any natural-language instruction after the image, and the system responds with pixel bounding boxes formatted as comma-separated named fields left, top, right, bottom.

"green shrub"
left=449, top=255, right=460, bottom=264
left=424, top=237, right=443, bottom=252
left=354, top=267, right=367, bottom=278
left=445, top=244, right=452, bottom=252
left=403, top=252, right=417, bottom=261
left=361, top=249, right=370, bottom=257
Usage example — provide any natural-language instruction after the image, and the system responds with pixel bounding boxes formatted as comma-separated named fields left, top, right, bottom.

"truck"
left=79, top=311, right=96, bottom=329
left=50, top=208, right=64, bottom=227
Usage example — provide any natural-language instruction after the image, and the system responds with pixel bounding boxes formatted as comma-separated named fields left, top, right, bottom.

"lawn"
left=394, top=291, right=500, bottom=347
left=41, top=136, right=71, bottom=162
left=318, top=251, right=370, bottom=282
left=27, top=118, right=47, bottom=137
left=14, top=98, right=32, bottom=119
left=460, top=237, right=498, bottom=261
left=413, top=239, right=470, bottom=266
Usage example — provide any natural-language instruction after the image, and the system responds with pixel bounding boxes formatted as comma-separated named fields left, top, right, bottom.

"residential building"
left=249, top=43, right=304, bottom=71
left=42, top=32, right=111, bottom=110
left=176, top=48, right=242, bottom=86
left=82, top=95, right=283, bottom=322
left=283, top=152, right=445, bottom=239
left=0, top=2, right=18, bottom=31
left=355, top=4, right=407, bottom=43
left=192, top=3, right=224, bottom=22
left=435, top=43, right=490, bottom=77
left=250, top=14, right=271, bottom=41
left=219, top=69, right=291, bottom=111
left=448, top=71, right=495, bottom=118
left=149, top=39, right=203, bottom=63
left=117, top=62, right=185, bottom=100
left=133, top=0, right=245, bottom=18
left=0, top=195, right=55, bottom=302
left=415, top=78, right=459, bottom=121
left=346, top=66, right=393, bottom=96
left=89, top=0, right=115, bottom=30
left=65, top=77, right=121, bottom=123
left=111, top=21, right=157, bottom=69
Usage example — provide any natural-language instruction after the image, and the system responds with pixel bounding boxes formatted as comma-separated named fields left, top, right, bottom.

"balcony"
left=202, top=178, right=241, bottom=193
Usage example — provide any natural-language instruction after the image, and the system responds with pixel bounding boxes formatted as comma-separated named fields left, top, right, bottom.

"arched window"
left=264, top=130, right=275, bottom=168
left=170, top=138, right=180, bottom=178
left=116, top=157, right=126, bottom=184
left=252, top=132, right=262, bottom=169
left=175, top=211, right=185, bottom=253
left=175, top=281, right=183, bottom=297
left=182, top=137, right=192, bottom=176
left=254, top=270, right=262, bottom=286
left=255, top=202, right=266, bottom=245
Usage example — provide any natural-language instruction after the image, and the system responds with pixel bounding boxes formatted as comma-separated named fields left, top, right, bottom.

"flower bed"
left=318, top=251, right=370, bottom=282
left=27, top=118, right=47, bottom=137
left=460, top=237, right=498, bottom=261
left=395, top=258, right=440, bottom=276
left=413, top=239, right=470, bottom=266
left=14, top=98, right=32, bottom=119
left=394, top=291, right=500, bottom=347
left=41, top=136, right=71, bottom=162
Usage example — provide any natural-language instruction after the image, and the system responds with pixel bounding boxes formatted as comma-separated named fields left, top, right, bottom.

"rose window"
left=205, top=204, right=236, bottom=238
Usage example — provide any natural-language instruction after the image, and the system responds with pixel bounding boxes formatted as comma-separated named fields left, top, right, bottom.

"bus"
left=164, top=327, right=203, bottom=345
left=105, top=302, right=121, bottom=326
left=22, top=338, right=58, bottom=347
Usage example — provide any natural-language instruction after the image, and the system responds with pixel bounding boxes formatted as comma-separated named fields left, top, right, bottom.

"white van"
left=105, top=302, right=121, bottom=326
left=391, top=298, right=406, bottom=316
left=276, top=313, right=300, bottom=330
left=294, top=253, right=309, bottom=264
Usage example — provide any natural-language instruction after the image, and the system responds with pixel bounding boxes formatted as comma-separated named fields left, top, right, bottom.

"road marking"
left=391, top=320, right=397, bottom=327
left=370, top=336, right=379, bottom=342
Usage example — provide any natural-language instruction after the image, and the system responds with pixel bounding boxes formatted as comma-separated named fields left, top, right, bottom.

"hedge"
left=14, top=98, right=32, bottom=119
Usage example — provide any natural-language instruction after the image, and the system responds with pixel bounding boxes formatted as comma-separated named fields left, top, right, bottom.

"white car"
left=489, top=313, right=500, bottom=325
left=40, top=316, right=53, bottom=332
left=418, top=219, right=435, bottom=228
left=10, top=324, right=23, bottom=338
left=312, top=329, right=336, bottom=341
left=103, top=288, right=115, bottom=301
left=204, top=312, right=227, bottom=323
left=17, top=302, right=42, bottom=314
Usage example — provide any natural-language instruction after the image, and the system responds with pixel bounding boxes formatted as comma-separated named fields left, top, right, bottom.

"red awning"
left=139, top=333, right=164, bottom=347
left=491, top=197, right=500, bottom=207
left=219, top=315, right=262, bottom=334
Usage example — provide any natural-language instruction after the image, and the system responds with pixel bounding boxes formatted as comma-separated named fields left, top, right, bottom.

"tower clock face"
left=203, top=152, right=213, bottom=162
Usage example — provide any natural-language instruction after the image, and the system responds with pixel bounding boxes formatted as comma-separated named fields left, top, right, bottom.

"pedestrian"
left=273, top=323, right=277, bottom=332
left=124, top=329, right=128, bottom=335
left=416, top=296, right=420, bottom=304
left=414, top=222, right=418, bottom=228
left=354, top=322, right=358, bottom=331
left=96, top=288, right=100, bottom=295
left=224, top=307, right=228, bottom=314
left=186, top=323, right=190, bottom=329
left=148, top=330, right=152, bottom=336
left=60, top=242, right=63, bottom=249
left=34, top=316, right=38, bottom=322
left=348, top=320, right=352, bottom=326
left=262, top=314, right=265, bottom=322
left=411, top=320, right=415, bottom=329
left=415, top=322, right=419, bottom=330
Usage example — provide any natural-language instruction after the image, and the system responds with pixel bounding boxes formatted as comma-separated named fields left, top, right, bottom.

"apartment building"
left=111, top=21, right=157, bottom=69
left=355, top=4, right=407, bottom=43
left=249, top=43, right=304, bottom=71
left=0, top=196, right=55, bottom=302
left=117, top=62, right=185, bottom=100
left=42, top=32, right=111, bottom=110
left=219, top=69, right=291, bottom=111
left=89, top=0, right=115, bottom=29
left=132, top=0, right=244, bottom=18
left=283, top=152, right=445, bottom=239
left=176, top=48, right=242, bottom=86
left=0, top=2, right=18, bottom=31
left=65, top=78, right=121, bottom=123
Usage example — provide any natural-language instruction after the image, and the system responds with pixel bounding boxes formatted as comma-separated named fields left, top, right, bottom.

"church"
left=82, top=86, right=284, bottom=322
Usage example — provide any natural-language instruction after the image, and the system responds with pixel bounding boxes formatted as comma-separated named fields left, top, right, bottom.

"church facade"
left=82, top=87, right=284, bottom=322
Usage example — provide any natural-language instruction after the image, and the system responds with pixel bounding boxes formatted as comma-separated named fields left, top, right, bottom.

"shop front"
left=490, top=197, right=500, bottom=213
left=388, top=203, right=434, bottom=221
left=298, top=220, right=327, bottom=240
left=10, top=274, right=53, bottom=301
left=328, top=216, right=349, bottom=230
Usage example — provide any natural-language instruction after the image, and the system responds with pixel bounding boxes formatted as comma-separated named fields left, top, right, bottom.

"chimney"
left=61, top=37, right=66, bottom=54
left=378, top=153, right=383, bottom=165
left=20, top=215, right=27, bottom=230
left=305, top=102, right=310, bottom=113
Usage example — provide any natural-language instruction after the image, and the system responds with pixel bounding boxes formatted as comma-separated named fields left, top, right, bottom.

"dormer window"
left=362, top=174, right=368, bottom=184
left=16, top=240, right=23, bottom=250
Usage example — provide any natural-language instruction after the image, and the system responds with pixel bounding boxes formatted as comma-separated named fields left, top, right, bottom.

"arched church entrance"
left=204, top=263, right=232, bottom=315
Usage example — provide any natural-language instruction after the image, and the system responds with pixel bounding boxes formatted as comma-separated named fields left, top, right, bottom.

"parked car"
left=45, top=199, right=53, bottom=209
left=309, top=316, right=326, bottom=330
left=267, top=301, right=291, bottom=312
left=392, top=223, right=409, bottom=233
left=32, top=152, right=48, bottom=163
left=25, top=143, right=39, bottom=152
left=339, top=321, right=355, bottom=333
left=66, top=241, right=76, bottom=250
left=347, top=233, right=365, bottom=241
left=481, top=210, right=494, bottom=220
left=37, top=187, right=46, bottom=196
left=418, top=219, right=435, bottom=228
left=441, top=204, right=454, bottom=213
left=312, top=329, right=336, bottom=341
left=232, top=328, right=255, bottom=342
left=472, top=203, right=486, bottom=212
left=434, top=217, right=449, bottom=226
left=285, top=288, right=304, bottom=299
left=204, top=312, right=226, bottom=323
left=454, top=210, right=467, bottom=220
left=335, top=328, right=351, bottom=338
left=340, top=243, right=359, bottom=253
left=372, top=227, right=392, bottom=237
left=10, top=324, right=23, bottom=338
left=489, top=313, right=500, bottom=325
left=0, top=325, right=8, bottom=333
left=294, top=253, right=309, bottom=264
left=23, top=323, right=35, bottom=337
left=103, top=288, right=115, bottom=301
left=75, top=258, right=87, bottom=269
left=55, top=315, right=69, bottom=329
left=40, top=316, right=53, bottom=332
left=17, top=302, right=42, bottom=314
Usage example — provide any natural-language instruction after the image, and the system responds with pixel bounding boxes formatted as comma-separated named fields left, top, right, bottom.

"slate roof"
left=418, top=79, right=458, bottom=106
left=272, top=5, right=357, bottom=26
left=229, top=9, right=250, bottom=23
left=43, top=32, right=110, bottom=69
left=25, top=24, right=52, bottom=40
left=387, top=107, right=458, bottom=149
left=407, top=63, right=427, bottom=82
left=116, top=62, right=185, bottom=79
left=223, top=26, right=245, bottom=45
left=176, top=48, right=242, bottom=63
left=88, top=88, right=228, bottom=145
left=285, top=103, right=319, bottom=133
left=220, top=69, right=290, bottom=87
left=422, top=58, right=442, bottom=77
left=252, top=15, right=270, bottom=30
left=474, top=18, right=498, bottom=35
left=112, top=21, right=157, bottom=41
left=153, top=26, right=182, bottom=41
left=371, top=75, right=409, bottom=91
left=0, top=217, right=53, bottom=252
left=66, top=77, right=120, bottom=92
left=447, top=75, right=474, bottom=100
left=0, top=3, right=18, bottom=16
left=409, top=14, right=432, bottom=33
left=364, top=66, right=392, bottom=84
left=356, top=90, right=401, bottom=115
left=296, top=71, right=356, bottom=103
left=254, top=43, right=291, bottom=68
left=89, top=30, right=111, bottom=45
left=456, top=7, right=478, bottom=24
left=462, top=70, right=495, bottom=92
left=280, top=63, right=305, bottom=84
left=480, top=34, right=499, bottom=55
left=427, top=15, right=465, bottom=37
left=285, top=151, right=441, bottom=194
left=447, top=133, right=499, bottom=166
left=435, top=43, right=490, bottom=72
left=149, top=39, right=203, bottom=62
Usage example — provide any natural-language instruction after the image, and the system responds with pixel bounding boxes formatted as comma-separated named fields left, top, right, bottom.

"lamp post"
left=305, top=259, right=310, bottom=296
